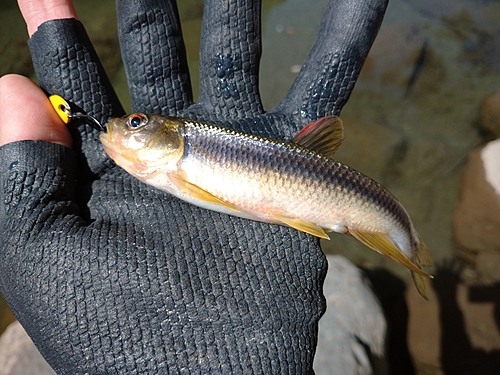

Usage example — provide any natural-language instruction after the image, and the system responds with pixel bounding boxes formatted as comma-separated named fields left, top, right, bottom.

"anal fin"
left=271, top=214, right=330, bottom=239
left=349, top=229, right=429, bottom=277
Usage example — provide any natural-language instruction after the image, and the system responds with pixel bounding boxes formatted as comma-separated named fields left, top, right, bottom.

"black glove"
left=0, top=0, right=387, bottom=373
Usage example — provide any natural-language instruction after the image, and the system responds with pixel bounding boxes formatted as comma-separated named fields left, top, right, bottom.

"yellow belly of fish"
left=177, top=156, right=392, bottom=236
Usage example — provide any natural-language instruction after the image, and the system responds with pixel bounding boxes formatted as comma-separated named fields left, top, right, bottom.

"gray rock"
left=483, top=139, right=500, bottom=196
left=0, top=321, right=55, bottom=375
left=314, top=255, right=387, bottom=375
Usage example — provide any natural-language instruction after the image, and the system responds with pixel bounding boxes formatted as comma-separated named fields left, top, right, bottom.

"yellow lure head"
left=49, top=94, right=71, bottom=124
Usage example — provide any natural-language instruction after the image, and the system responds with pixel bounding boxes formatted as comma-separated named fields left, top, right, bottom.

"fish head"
left=100, top=113, right=184, bottom=179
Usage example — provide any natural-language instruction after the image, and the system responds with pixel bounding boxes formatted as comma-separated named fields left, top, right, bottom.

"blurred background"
left=1, top=0, right=500, bottom=374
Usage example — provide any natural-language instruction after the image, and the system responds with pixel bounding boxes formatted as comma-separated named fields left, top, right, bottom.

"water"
left=1, top=0, right=500, bottom=373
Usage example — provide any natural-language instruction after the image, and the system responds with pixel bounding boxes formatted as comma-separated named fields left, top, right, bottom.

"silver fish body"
left=100, top=114, right=432, bottom=298
left=181, top=122, right=406, bottom=238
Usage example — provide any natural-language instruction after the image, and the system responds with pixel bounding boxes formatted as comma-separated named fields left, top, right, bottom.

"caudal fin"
left=411, top=239, right=433, bottom=300
left=412, top=272, right=429, bottom=300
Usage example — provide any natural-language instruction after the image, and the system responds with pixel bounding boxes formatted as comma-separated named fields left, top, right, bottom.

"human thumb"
left=0, top=74, right=72, bottom=148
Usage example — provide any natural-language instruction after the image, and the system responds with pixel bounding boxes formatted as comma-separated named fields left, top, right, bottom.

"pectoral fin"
left=271, top=214, right=330, bottom=239
left=169, top=172, right=238, bottom=212
left=349, top=229, right=429, bottom=277
left=292, top=116, right=344, bottom=158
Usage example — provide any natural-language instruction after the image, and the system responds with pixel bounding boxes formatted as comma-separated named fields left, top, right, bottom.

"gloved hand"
left=0, top=0, right=387, bottom=373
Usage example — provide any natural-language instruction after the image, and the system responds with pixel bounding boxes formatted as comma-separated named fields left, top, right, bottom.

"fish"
left=100, top=113, right=433, bottom=298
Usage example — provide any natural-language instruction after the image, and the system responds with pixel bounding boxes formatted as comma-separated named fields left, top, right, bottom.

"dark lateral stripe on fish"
left=182, top=120, right=412, bottom=231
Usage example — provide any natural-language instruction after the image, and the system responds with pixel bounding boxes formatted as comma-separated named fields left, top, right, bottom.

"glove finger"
left=195, top=0, right=263, bottom=119
left=271, top=0, right=388, bottom=120
left=28, top=18, right=125, bottom=177
left=117, top=0, right=193, bottom=115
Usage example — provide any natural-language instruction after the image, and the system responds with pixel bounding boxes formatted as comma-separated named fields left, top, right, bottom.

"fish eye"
left=127, top=113, right=148, bottom=129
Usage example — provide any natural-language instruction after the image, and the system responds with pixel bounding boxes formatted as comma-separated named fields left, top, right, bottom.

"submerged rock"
left=453, top=139, right=500, bottom=280
left=0, top=321, right=55, bottom=375
left=314, top=255, right=387, bottom=375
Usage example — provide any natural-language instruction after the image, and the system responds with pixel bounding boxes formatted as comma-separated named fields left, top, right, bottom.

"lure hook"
left=49, top=94, right=105, bottom=132
left=67, top=112, right=104, bottom=131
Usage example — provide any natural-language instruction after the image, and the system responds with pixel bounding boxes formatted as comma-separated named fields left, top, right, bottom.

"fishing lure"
left=49, top=94, right=104, bottom=130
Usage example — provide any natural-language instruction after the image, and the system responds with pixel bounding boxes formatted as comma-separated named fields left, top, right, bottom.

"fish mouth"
left=99, top=120, right=115, bottom=152
left=99, top=132, right=122, bottom=163
left=99, top=122, right=127, bottom=164
left=101, top=119, right=113, bottom=137
left=99, top=122, right=151, bottom=177
left=99, top=127, right=112, bottom=148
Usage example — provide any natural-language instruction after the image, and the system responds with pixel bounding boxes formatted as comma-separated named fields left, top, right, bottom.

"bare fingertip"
left=0, top=74, right=72, bottom=148
left=18, top=0, right=78, bottom=36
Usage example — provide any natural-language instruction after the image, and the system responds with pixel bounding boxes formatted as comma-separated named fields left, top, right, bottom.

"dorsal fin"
left=292, top=116, right=344, bottom=158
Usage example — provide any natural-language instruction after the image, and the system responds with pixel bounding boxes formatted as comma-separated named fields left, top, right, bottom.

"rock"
left=475, top=248, right=500, bottom=283
left=0, top=321, right=55, bottom=375
left=408, top=268, right=500, bottom=373
left=453, top=140, right=500, bottom=267
left=483, top=137, right=500, bottom=194
left=480, top=91, right=500, bottom=139
left=314, top=255, right=387, bottom=375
